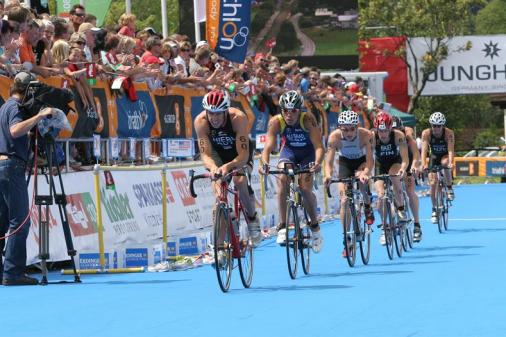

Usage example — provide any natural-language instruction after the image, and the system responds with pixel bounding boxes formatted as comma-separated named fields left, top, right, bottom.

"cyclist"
left=392, top=116, right=423, bottom=242
left=421, top=112, right=455, bottom=224
left=258, top=90, right=324, bottom=253
left=372, top=112, right=409, bottom=245
left=194, top=89, right=263, bottom=246
left=324, top=110, right=375, bottom=256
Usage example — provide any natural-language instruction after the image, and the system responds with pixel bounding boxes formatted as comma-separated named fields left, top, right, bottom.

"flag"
left=195, top=0, right=207, bottom=23
left=206, top=0, right=251, bottom=63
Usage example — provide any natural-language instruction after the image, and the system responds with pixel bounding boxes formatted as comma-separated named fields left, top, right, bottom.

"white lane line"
left=421, top=218, right=506, bottom=221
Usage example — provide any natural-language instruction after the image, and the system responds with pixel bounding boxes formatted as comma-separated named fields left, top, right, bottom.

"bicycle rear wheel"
left=286, top=203, right=299, bottom=279
left=214, top=204, right=233, bottom=292
left=300, top=207, right=311, bottom=275
left=357, top=199, right=371, bottom=265
left=381, top=198, right=395, bottom=260
left=343, top=199, right=357, bottom=267
left=237, top=209, right=254, bottom=288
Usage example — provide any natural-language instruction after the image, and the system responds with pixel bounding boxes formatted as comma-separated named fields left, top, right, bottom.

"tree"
left=104, top=0, right=180, bottom=35
left=475, top=0, right=506, bottom=34
left=359, top=0, right=486, bottom=113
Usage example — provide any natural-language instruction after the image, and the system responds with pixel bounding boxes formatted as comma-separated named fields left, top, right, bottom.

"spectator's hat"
left=143, top=26, right=157, bottom=35
left=196, top=40, right=208, bottom=49
left=69, top=32, right=86, bottom=44
left=78, top=22, right=100, bottom=34
left=13, top=71, right=37, bottom=90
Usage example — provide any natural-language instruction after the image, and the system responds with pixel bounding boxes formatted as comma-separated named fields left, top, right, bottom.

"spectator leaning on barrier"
left=0, top=19, right=22, bottom=75
left=174, top=40, right=191, bottom=77
left=0, top=72, right=57, bottom=286
left=77, top=22, right=97, bottom=62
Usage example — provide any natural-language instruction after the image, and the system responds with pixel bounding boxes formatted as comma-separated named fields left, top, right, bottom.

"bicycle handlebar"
left=370, top=173, right=401, bottom=182
left=325, top=176, right=360, bottom=198
left=188, top=168, right=246, bottom=198
left=263, top=164, right=312, bottom=177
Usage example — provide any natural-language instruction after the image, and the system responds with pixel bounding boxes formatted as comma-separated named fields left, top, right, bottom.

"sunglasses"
left=281, top=108, right=300, bottom=114
left=181, top=48, right=190, bottom=52
left=431, top=125, right=443, bottom=128
left=341, top=127, right=356, bottom=132
left=74, top=13, right=85, bottom=17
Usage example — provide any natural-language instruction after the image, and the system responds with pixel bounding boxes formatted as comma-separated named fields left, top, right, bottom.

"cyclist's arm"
left=421, top=129, right=430, bottom=168
left=195, top=114, right=218, bottom=172
left=261, top=117, right=280, bottom=166
left=396, top=130, right=409, bottom=173
left=305, top=113, right=324, bottom=166
left=446, top=128, right=455, bottom=167
left=361, top=128, right=374, bottom=177
left=226, top=111, right=250, bottom=171
left=406, top=133, right=421, bottom=169
left=324, top=131, right=340, bottom=180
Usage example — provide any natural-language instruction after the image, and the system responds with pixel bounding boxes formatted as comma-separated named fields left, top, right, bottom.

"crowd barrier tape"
left=25, top=157, right=341, bottom=270
left=454, top=157, right=506, bottom=177
left=0, top=75, right=372, bottom=140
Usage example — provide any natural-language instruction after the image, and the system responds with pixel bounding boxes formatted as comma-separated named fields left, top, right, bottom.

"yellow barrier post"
left=93, top=164, right=106, bottom=270
left=161, top=166, right=168, bottom=260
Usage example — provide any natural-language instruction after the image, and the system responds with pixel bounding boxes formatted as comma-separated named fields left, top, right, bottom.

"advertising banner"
left=407, top=35, right=506, bottom=95
left=24, top=158, right=329, bottom=267
left=206, top=0, right=251, bottom=63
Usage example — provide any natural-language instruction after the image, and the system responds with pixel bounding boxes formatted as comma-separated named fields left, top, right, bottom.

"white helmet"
left=338, top=110, right=359, bottom=125
left=429, top=112, right=446, bottom=125
left=279, top=90, right=304, bottom=109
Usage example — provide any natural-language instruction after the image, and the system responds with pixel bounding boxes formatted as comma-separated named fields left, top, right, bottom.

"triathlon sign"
left=407, top=35, right=506, bottom=95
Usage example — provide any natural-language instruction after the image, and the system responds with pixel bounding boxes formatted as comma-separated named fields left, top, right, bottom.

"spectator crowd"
left=0, top=1, right=379, bottom=168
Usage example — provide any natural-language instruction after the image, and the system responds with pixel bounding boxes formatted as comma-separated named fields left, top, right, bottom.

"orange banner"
left=206, top=0, right=221, bottom=50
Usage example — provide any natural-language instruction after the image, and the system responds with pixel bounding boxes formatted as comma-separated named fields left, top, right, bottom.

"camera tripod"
left=30, top=134, right=81, bottom=285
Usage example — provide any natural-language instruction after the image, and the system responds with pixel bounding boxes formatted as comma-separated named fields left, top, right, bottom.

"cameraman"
left=0, top=72, right=56, bottom=286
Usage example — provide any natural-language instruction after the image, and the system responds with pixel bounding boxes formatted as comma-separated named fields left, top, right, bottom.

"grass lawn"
left=302, top=27, right=358, bottom=55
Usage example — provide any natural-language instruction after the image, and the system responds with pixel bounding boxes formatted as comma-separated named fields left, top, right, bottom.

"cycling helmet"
left=391, top=116, right=404, bottom=130
left=374, top=112, right=393, bottom=130
left=429, top=111, right=446, bottom=125
left=345, top=81, right=360, bottom=94
left=338, top=110, right=359, bottom=126
left=279, top=90, right=304, bottom=109
left=202, top=89, right=230, bottom=113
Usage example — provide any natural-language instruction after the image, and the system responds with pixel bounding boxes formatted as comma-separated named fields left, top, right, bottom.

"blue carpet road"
left=1, top=183, right=505, bottom=337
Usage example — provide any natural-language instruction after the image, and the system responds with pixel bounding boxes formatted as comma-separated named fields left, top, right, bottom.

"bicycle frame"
left=189, top=168, right=254, bottom=291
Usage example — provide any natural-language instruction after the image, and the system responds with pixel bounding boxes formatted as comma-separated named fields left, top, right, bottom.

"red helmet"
left=374, top=112, right=393, bottom=130
left=345, top=82, right=360, bottom=94
left=202, top=89, right=230, bottom=113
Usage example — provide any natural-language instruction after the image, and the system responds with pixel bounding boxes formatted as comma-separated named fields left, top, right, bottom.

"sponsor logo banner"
left=207, top=0, right=251, bottom=63
left=179, top=236, right=199, bottom=255
left=486, top=160, right=506, bottom=176
left=125, top=248, right=149, bottom=267
left=408, top=35, right=506, bottom=95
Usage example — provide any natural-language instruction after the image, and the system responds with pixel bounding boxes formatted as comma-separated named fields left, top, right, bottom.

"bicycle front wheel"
left=443, top=190, right=449, bottom=231
left=357, top=200, right=371, bottom=265
left=300, top=207, right=311, bottom=275
left=238, top=210, right=254, bottom=288
left=214, top=204, right=233, bottom=292
left=343, top=199, right=357, bottom=267
left=437, top=184, right=445, bottom=233
left=404, top=194, right=414, bottom=250
left=286, top=203, right=299, bottom=279
left=381, top=198, right=395, bottom=260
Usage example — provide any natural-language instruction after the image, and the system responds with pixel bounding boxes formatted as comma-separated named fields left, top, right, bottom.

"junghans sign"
left=407, top=35, right=506, bottom=95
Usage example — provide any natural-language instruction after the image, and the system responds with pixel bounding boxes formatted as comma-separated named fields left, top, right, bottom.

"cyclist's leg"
left=356, top=162, right=374, bottom=224
left=428, top=155, right=440, bottom=222
left=374, top=179, right=386, bottom=220
left=440, top=155, right=454, bottom=200
left=233, top=166, right=262, bottom=245
left=405, top=174, right=420, bottom=223
left=299, top=173, right=317, bottom=225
